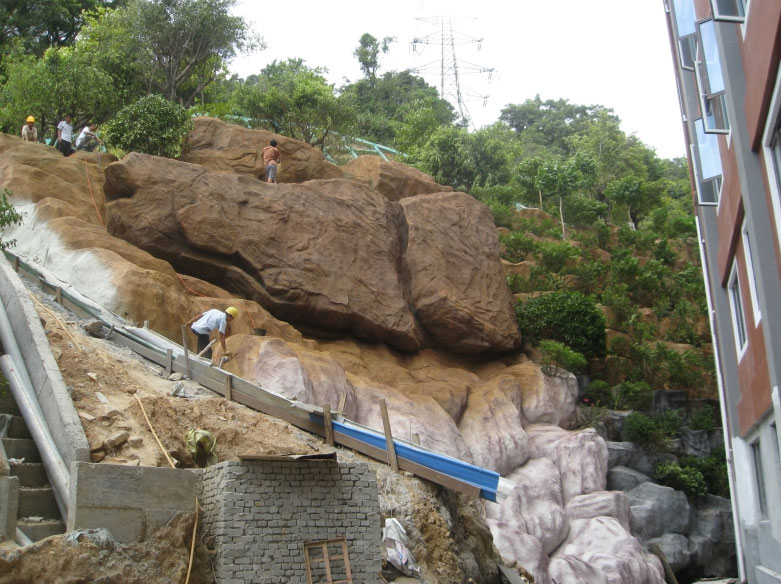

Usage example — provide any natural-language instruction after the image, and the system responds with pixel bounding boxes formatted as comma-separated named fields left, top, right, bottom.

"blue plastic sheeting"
left=323, top=416, right=500, bottom=502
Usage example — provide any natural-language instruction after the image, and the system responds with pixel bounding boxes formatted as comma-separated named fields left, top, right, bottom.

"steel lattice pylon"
left=410, top=15, right=495, bottom=127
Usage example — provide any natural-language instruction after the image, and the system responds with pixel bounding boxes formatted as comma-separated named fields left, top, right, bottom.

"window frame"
left=728, top=261, right=748, bottom=358
left=751, top=439, right=768, bottom=519
left=710, top=0, right=747, bottom=22
left=695, top=19, right=730, bottom=134
left=692, top=120, right=723, bottom=206
left=741, top=220, right=762, bottom=327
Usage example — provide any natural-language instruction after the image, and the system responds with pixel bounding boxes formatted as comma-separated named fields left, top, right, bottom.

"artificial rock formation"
left=103, top=152, right=520, bottom=355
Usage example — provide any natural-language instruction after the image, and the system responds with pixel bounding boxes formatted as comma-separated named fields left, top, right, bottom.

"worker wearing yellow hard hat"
left=21, top=116, right=37, bottom=142
left=185, top=306, right=239, bottom=360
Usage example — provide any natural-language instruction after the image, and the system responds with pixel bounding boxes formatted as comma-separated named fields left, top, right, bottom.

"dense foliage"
left=103, top=95, right=192, bottom=157
left=0, top=189, right=24, bottom=251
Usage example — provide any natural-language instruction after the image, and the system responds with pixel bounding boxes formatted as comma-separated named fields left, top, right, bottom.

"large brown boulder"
left=400, top=192, right=521, bottom=353
left=181, top=116, right=345, bottom=183
left=104, top=153, right=425, bottom=351
left=103, top=153, right=520, bottom=354
left=0, top=134, right=107, bottom=225
left=343, top=156, right=452, bottom=201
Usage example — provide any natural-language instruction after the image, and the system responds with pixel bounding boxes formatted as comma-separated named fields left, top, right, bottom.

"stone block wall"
left=200, top=459, right=381, bottom=584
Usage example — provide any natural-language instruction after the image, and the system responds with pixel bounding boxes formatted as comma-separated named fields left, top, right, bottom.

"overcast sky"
left=230, top=0, right=685, bottom=160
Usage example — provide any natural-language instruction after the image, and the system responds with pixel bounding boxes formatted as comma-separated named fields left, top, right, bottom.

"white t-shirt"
left=57, top=120, right=73, bottom=142
left=191, top=309, right=228, bottom=335
left=75, top=126, right=91, bottom=148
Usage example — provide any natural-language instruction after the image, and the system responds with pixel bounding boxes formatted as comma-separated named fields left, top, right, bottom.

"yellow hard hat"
left=225, top=306, right=238, bottom=318
left=26, top=116, right=35, bottom=123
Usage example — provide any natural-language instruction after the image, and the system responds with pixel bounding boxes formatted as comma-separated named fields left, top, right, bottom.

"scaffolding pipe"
left=0, top=356, right=69, bottom=524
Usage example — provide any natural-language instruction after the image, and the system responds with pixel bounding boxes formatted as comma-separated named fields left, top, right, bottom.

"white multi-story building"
left=662, top=1, right=781, bottom=582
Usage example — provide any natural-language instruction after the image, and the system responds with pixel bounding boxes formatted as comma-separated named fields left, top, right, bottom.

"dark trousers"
left=193, top=330, right=212, bottom=358
left=58, top=140, right=72, bottom=156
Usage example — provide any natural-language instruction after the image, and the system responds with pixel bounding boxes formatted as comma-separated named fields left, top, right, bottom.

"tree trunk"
left=559, top=196, right=567, bottom=241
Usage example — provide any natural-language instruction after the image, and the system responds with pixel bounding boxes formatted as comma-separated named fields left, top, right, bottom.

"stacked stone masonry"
left=200, top=459, right=381, bottom=584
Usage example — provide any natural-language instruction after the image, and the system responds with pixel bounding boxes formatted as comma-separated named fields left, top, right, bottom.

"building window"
left=673, top=0, right=697, bottom=70
left=693, top=119, right=723, bottom=205
left=711, top=0, right=747, bottom=21
left=696, top=20, right=730, bottom=133
left=751, top=440, right=768, bottom=518
left=742, top=221, right=761, bottom=326
left=728, top=262, right=748, bottom=355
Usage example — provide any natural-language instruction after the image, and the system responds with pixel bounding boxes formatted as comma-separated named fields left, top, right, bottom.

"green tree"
left=605, top=175, right=662, bottom=229
left=0, top=44, right=116, bottom=137
left=353, top=33, right=393, bottom=81
left=103, top=94, right=192, bottom=157
left=232, top=59, right=355, bottom=151
left=0, top=0, right=123, bottom=60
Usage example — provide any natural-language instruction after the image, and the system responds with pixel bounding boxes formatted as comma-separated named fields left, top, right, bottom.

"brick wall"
left=200, top=459, right=381, bottom=584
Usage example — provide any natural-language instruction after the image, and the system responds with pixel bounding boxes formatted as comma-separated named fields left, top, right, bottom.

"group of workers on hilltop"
left=21, top=114, right=103, bottom=155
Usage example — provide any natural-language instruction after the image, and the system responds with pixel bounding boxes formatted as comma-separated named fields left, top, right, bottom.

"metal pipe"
left=0, top=356, right=69, bottom=523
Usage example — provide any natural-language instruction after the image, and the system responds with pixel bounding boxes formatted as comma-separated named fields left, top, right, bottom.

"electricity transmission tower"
left=410, top=16, right=495, bottom=127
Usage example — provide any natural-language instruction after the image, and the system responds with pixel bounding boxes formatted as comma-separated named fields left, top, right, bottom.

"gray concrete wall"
left=200, top=459, right=381, bottom=584
left=67, top=462, right=199, bottom=543
left=0, top=255, right=90, bottom=473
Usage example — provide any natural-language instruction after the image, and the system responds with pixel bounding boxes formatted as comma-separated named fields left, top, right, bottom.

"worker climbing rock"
left=186, top=306, right=238, bottom=360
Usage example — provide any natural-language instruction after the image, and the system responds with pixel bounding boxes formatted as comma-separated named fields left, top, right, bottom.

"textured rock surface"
left=628, top=482, right=691, bottom=541
left=103, top=153, right=520, bottom=354
left=494, top=458, right=569, bottom=554
left=552, top=516, right=665, bottom=584
left=182, top=116, right=345, bottom=182
left=399, top=192, right=521, bottom=353
left=458, top=374, right=529, bottom=474
left=527, top=425, right=608, bottom=502
left=566, top=491, right=631, bottom=530
left=607, top=466, right=650, bottom=492
left=343, top=155, right=452, bottom=201
left=486, top=524, right=550, bottom=584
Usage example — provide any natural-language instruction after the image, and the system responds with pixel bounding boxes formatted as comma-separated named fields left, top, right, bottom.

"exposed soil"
left=0, top=278, right=505, bottom=584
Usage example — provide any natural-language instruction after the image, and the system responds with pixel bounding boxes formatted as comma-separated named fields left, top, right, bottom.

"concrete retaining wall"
left=67, top=462, right=199, bottom=543
left=0, top=255, right=90, bottom=473
left=200, top=459, right=381, bottom=584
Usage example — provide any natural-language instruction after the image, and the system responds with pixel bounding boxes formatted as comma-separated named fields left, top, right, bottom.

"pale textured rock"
left=566, top=491, right=631, bottom=530
left=549, top=555, right=609, bottom=584
left=687, top=495, right=736, bottom=577
left=502, top=361, right=578, bottom=427
left=458, top=375, right=529, bottom=474
left=486, top=522, right=551, bottom=584
left=627, top=482, right=691, bottom=541
left=349, top=375, right=472, bottom=462
left=527, top=425, right=608, bottom=502
left=228, top=337, right=358, bottom=419
left=495, top=458, right=569, bottom=554
left=399, top=192, right=521, bottom=353
left=343, top=155, right=452, bottom=201
left=552, top=517, right=665, bottom=584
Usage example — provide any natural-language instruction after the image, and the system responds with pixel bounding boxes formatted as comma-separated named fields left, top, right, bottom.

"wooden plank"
left=323, top=404, right=334, bottom=446
left=165, top=349, right=173, bottom=376
left=379, top=399, right=398, bottom=471
left=224, top=375, right=232, bottom=401
left=397, top=456, right=482, bottom=498
left=55, top=287, right=62, bottom=305
left=181, top=325, right=192, bottom=380
left=337, top=393, right=346, bottom=416
left=229, top=387, right=323, bottom=435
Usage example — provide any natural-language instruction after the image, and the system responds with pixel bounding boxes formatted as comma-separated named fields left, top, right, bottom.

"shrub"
left=613, top=380, right=653, bottom=411
left=562, top=195, right=608, bottom=227
left=103, top=95, right=193, bottom=158
left=515, top=291, right=606, bottom=358
left=623, top=412, right=656, bottom=445
left=601, top=284, right=635, bottom=328
left=690, top=404, right=717, bottom=431
left=537, top=241, right=578, bottom=273
left=0, top=189, right=24, bottom=251
left=653, top=461, right=708, bottom=498
left=539, top=340, right=587, bottom=375
left=583, top=380, right=612, bottom=408
left=500, top=231, right=538, bottom=263
left=483, top=198, right=514, bottom=229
